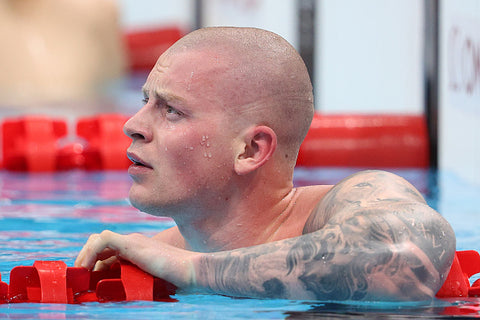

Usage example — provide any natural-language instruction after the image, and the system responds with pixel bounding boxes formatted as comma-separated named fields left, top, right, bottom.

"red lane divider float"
left=0, top=260, right=176, bottom=304
left=1, top=113, right=429, bottom=172
left=1, top=114, right=131, bottom=172
left=0, top=250, right=478, bottom=304
left=297, top=114, right=429, bottom=168
left=2, top=116, right=68, bottom=171
left=436, top=250, right=480, bottom=298
left=124, top=26, right=183, bottom=72
left=76, top=114, right=131, bottom=170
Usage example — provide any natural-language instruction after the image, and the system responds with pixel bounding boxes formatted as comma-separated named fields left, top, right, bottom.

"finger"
left=75, top=230, right=119, bottom=269
left=75, top=233, right=101, bottom=268
left=75, top=247, right=117, bottom=269
left=94, top=248, right=118, bottom=261
left=93, top=256, right=119, bottom=271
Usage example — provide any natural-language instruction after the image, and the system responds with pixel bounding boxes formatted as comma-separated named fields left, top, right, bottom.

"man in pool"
left=75, top=27, right=456, bottom=301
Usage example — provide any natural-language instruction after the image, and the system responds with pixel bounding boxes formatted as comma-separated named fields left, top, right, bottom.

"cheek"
left=166, top=132, right=233, bottom=178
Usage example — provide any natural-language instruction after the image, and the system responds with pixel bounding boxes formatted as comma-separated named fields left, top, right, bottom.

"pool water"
left=0, top=168, right=479, bottom=319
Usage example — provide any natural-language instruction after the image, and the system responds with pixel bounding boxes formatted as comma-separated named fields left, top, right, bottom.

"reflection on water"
left=286, top=300, right=480, bottom=319
left=0, top=171, right=131, bottom=203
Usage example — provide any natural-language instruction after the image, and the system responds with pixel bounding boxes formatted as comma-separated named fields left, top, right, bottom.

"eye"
left=142, top=97, right=149, bottom=105
left=165, top=105, right=184, bottom=120
left=166, top=105, right=181, bottom=115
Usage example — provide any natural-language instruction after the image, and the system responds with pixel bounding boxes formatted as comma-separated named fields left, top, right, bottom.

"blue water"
left=1, top=168, right=479, bottom=319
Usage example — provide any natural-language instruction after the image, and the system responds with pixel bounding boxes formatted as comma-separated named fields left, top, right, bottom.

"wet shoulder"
left=303, top=170, right=427, bottom=234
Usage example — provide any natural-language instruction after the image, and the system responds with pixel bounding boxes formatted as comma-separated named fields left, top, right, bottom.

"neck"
left=173, top=173, right=296, bottom=252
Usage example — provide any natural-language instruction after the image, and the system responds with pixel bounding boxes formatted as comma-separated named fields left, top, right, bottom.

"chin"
left=128, top=189, right=171, bottom=217
left=128, top=187, right=151, bottom=212
left=128, top=183, right=191, bottom=218
left=128, top=196, right=158, bottom=216
left=128, top=194, right=144, bottom=211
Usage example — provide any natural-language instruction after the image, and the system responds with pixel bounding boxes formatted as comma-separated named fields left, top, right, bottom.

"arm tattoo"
left=288, top=204, right=454, bottom=300
left=197, top=170, right=455, bottom=301
left=304, top=170, right=426, bottom=234
left=198, top=242, right=293, bottom=299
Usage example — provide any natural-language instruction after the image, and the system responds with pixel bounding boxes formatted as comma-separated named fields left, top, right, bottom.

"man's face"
left=123, top=48, right=238, bottom=216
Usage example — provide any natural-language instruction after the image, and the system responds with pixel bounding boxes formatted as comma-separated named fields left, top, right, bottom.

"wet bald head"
left=164, top=27, right=314, bottom=164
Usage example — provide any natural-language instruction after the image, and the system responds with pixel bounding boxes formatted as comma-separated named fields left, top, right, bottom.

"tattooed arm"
left=195, top=170, right=456, bottom=300
left=76, top=170, right=455, bottom=301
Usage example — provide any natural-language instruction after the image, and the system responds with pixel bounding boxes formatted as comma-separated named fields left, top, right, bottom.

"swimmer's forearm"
left=193, top=203, right=455, bottom=301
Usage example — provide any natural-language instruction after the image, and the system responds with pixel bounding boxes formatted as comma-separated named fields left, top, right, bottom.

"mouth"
left=127, top=152, right=153, bottom=169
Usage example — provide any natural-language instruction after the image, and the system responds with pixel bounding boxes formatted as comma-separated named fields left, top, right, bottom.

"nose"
left=123, top=107, right=153, bottom=142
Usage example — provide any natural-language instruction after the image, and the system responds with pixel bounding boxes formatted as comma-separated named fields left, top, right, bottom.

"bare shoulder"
left=301, top=170, right=457, bottom=275
left=304, top=170, right=434, bottom=234
left=294, top=170, right=456, bottom=299
left=152, top=226, right=186, bottom=249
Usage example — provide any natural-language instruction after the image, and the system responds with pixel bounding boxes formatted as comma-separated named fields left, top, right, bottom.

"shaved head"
left=164, top=27, right=314, bottom=166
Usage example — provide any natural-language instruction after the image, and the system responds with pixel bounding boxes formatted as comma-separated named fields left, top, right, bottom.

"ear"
left=234, top=126, right=277, bottom=176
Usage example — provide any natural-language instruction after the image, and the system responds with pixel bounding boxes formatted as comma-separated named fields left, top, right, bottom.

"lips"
left=127, top=152, right=153, bottom=169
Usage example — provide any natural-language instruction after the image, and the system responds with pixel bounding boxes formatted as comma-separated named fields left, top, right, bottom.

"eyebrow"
left=141, top=86, right=186, bottom=105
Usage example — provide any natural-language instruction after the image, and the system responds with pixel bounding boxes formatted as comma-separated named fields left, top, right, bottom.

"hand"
left=75, top=230, right=199, bottom=290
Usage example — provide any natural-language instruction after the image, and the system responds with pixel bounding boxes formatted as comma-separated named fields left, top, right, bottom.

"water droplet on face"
left=203, top=151, right=213, bottom=159
left=186, top=71, right=194, bottom=91
left=165, top=146, right=168, bottom=152
left=200, top=135, right=211, bottom=146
